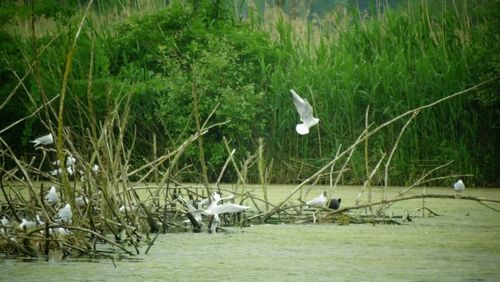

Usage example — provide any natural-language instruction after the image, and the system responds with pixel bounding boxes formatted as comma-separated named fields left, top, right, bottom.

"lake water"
left=2, top=186, right=500, bottom=281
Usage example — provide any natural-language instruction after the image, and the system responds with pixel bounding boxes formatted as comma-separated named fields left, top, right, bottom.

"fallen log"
left=326, top=193, right=500, bottom=215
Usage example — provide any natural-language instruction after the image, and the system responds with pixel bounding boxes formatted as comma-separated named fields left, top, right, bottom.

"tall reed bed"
left=0, top=0, right=498, bottom=186
left=247, top=0, right=498, bottom=185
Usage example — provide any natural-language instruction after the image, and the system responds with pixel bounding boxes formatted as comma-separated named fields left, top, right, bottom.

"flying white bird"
left=306, top=191, right=328, bottom=207
left=45, top=186, right=59, bottom=205
left=290, top=89, right=319, bottom=135
left=30, top=133, right=53, bottom=147
left=199, top=191, right=221, bottom=207
left=453, top=180, right=465, bottom=195
left=202, top=194, right=250, bottom=233
left=55, top=204, right=72, bottom=224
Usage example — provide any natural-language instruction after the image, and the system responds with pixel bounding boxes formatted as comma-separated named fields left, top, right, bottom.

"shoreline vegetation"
left=0, top=0, right=499, bottom=259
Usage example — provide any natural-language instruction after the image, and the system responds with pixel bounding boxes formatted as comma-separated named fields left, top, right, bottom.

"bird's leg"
left=207, top=215, right=214, bottom=234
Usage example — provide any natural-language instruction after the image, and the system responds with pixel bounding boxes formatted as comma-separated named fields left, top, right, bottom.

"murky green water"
left=2, top=186, right=500, bottom=281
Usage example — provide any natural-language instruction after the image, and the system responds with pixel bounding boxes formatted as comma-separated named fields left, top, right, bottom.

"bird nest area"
left=3, top=174, right=500, bottom=262
left=2, top=82, right=500, bottom=260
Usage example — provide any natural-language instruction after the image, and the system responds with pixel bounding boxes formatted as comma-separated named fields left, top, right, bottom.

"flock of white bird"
left=0, top=90, right=467, bottom=236
left=0, top=131, right=100, bottom=237
left=0, top=197, right=73, bottom=237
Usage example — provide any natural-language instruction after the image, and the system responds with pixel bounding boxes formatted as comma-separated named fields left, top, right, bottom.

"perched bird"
left=1, top=216, right=9, bottom=235
left=50, top=167, right=74, bottom=177
left=66, top=155, right=76, bottom=167
left=75, top=196, right=88, bottom=207
left=19, top=215, right=43, bottom=230
left=306, top=191, right=328, bottom=208
left=328, top=198, right=342, bottom=210
left=306, top=191, right=328, bottom=224
left=49, top=227, right=71, bottom=236
left=52, top=154, right=76, bottom=167
left=66, top=166, right=74, bottom=176
left=290, top=89, right=320, bottom=135
left=1, top=216, right=9, bottom=227
left=45, top=186, right=59, bottom=205
left=50, top=168, right=62, bottom=176
left=119, top=203, right=136, bottom=213
left=92, top=164, right=99, bottom=173
left=202, top=194, right=250, bottom=234
left=403, top=210, right=412, bottom=222
left=19, top=218, right=36, bottom=230
left=30, top=133, right=53, bottom=147
left=55, top=204, right=72, bottom=224
left=453, top=180, right=465, bottom=195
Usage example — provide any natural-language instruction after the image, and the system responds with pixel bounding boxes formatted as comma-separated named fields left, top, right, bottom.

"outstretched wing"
left=290, top=89, right=314, bottom=122
left=211, top=203, right=250, bottom=215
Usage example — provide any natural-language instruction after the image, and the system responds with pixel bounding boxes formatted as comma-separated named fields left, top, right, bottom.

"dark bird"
left=328, top=198, right=341, bottom=210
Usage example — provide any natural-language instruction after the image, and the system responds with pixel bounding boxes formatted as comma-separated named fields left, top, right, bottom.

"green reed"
left=252, top=0, right=497, bottom=186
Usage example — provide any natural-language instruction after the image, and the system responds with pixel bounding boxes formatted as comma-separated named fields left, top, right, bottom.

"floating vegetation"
left=1, top=0, right=499, bottom=261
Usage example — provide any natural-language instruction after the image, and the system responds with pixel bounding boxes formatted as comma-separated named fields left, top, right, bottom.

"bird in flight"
left=30, top=133, right=53, bottom=147
left=290, top=89, right=319, bottom=135
left=202, top=194, right=250, bottom=234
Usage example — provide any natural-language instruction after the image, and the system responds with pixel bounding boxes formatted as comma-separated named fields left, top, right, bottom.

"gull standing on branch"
left=1, top=216, right=10, bottom=235
left=55, top=204, right=72, bottom=224
left=306, top=191, right=328, bottom=224
left=45, top=186, right=59, bottom=205
left=306, top=191, right=328, bottom=208
left=30, top=133, right=53, bottom=147
left=290, top=89, right=319, bottom=135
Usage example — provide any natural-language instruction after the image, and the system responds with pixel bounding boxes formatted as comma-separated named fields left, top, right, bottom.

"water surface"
left=2, top=186, right=500, bottom=281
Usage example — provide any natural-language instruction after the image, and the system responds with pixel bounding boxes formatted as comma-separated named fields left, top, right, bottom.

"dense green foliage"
left=0, top=0, right=498, bottom=186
